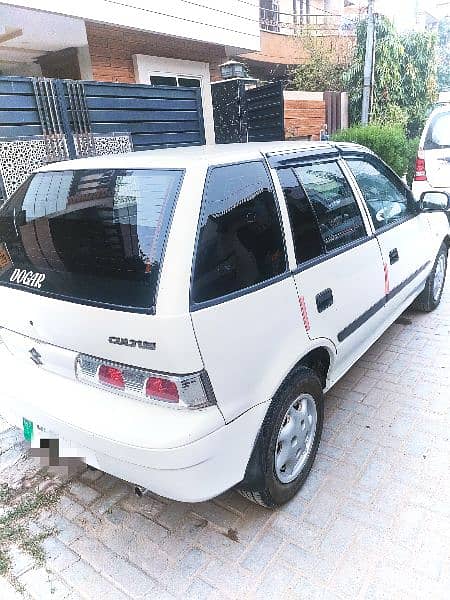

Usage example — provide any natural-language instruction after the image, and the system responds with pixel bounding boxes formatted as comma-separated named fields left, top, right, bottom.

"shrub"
left=332, top=124, right=410, bottom=177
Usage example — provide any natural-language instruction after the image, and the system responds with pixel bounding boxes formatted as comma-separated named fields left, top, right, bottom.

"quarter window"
left=191, top=161, right=286, bottom=304
left=277, top=167, right=324, bottom=265
left=346, top=157, right=417, bottom=230
left=294, top=161, right=367, bottom=252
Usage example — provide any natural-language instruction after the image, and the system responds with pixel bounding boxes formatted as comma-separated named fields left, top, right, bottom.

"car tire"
left=413, top=243, right=448, bottom=312
left=238, top=366, right=324, bottom=508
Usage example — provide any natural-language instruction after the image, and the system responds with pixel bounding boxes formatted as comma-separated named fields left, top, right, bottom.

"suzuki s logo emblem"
left=29, top=347, right=43, bottom=366
left=10, top=269, right=46, bottom=289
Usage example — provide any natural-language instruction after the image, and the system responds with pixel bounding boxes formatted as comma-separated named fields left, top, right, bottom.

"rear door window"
left=294, top=161, right=367, bottom=252
left=277, top=167, right=325, bottom=266
left=0, top=169, right=183, bottom=312
left=191, top=161, right=286, bottom=304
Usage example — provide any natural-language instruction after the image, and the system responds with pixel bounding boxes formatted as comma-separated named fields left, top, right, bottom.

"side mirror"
left=419, top=191, right=450, bottom=212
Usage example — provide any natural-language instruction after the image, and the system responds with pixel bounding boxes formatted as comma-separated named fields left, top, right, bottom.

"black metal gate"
left=0, top=75, right=206, bottom=200
left=211, top=80, right=284, bottom=144
left=0, top=75, right=206, bottom=155
left=246, top=82, right=284, bottom=142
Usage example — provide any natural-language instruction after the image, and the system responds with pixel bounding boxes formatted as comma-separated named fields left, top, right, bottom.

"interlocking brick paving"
left=1, top=286, right=449, bottom=599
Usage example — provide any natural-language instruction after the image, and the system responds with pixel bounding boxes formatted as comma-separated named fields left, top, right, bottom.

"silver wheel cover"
left=274, top=393, right=318, bottom=484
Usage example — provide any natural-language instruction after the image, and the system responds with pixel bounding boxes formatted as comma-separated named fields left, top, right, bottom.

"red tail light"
left=414, top=156, right=427, bottom=181
left=98, top=365, right=125, bottom=389
left=146, top=377, right=179, bottom=403
left=76, top=354, right=215, bottom=409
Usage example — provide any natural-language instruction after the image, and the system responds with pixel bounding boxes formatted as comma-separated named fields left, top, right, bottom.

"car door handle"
left=316, top=288, right=333, bottom=313
left=389, top=248, right=399, bottom=264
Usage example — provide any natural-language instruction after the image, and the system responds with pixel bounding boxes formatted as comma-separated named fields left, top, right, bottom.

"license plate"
left=23, top=418, right=33, bottom=442
left=0, top=243, right=12, bottom=274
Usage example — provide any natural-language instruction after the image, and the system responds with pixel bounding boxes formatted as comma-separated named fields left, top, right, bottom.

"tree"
left=344, top=15, right=437, bottom=136
left=289, top=35, right=349, bottom=92
left=437, top=17, right=450, bottom=91
left=400, top=30, right=437, bottom=137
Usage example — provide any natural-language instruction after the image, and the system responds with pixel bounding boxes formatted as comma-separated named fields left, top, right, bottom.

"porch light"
left=219, top=59, right=248, bottom=80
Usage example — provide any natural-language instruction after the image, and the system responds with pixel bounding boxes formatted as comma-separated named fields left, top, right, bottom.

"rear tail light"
left=76, top=354, right=216, bottom=409
left=414, top=154, right=427, bottom=181
left=145, top=377, right=179, bottom=403
left=98, top=365, right=125, bottom=389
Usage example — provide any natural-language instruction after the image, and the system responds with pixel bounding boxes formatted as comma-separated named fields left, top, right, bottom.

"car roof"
left=37, top=140, right=365, bottom=172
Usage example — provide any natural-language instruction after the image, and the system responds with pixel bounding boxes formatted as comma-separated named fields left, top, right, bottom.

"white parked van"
left=412, top=105, right=450, bottom=210
left=0, top=142, right=448, bottom=507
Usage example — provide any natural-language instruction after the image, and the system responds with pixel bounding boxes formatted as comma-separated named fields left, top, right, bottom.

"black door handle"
left=389, top=248, right=399, bottom=264
left=316, top=288, right=333, bottom=313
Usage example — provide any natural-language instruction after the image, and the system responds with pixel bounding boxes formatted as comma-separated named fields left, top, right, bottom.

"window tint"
left=149, top=75, right=178, bottom=86
left=346, top=157, right=417, bottom=230
left=192, top=161, right=286, bottom=304
left=178, top=78, right=201, bottom=88
left=0, top=169, right=183, bottom=311
left=277, top=167, right=324, bottom=265
left=294, top=161, right=366, bottom=252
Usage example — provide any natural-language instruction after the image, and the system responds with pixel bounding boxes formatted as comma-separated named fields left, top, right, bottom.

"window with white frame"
left=149, top=75, right=201, bottom=88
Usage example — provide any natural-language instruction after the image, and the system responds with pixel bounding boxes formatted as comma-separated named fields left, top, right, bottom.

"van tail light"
left=414, top=155, right=427, bottom=181
left=76, top=354, right=216, bottom=409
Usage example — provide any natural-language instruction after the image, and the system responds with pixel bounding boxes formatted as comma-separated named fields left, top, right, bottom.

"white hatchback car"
left=412, top=105, right=450, bottom=208
left=0, top=142, right=449, bottom=508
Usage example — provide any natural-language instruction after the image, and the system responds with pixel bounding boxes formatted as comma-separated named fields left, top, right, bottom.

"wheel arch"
left=276, top=343, right=335, bottom=394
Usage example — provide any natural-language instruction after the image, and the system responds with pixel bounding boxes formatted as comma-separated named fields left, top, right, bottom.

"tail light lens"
left=145, top=377, right=179, bottom=403
left=414, top=155, right=427, bottom=181
left=98, top=365, right=125, bottom=389
left=76, top=354, right=215, bottom=409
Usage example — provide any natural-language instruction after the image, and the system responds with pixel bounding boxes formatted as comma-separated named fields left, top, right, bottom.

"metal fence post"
left=53, top=79, right=77, bottom=159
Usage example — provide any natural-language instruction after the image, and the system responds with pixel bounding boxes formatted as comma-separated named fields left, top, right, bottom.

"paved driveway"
left=1, top=287, right=449, bottom=600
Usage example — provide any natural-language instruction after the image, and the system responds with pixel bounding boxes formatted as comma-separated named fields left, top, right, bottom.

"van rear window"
left=0, top=168, right=183, bottom=312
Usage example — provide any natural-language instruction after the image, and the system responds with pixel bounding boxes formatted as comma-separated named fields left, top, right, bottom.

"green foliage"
left=332, top=124, right=409, bottom=177
left=401, top=31, right=438, bottom=136
left=344, top=15, right=437, bottom=135
left=290, top=36, right=348, bottom=92
left=437, top=18, right=450, bottom=91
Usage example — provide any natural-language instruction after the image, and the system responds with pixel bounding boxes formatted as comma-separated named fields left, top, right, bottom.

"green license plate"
left=22, top=418, right=33, bottom=442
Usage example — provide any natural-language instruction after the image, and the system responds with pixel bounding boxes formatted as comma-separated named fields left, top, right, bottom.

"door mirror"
left=419, top=191, right=450, bottom=212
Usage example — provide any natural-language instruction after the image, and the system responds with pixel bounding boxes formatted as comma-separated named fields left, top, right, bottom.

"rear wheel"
left=413, top=244, right=447, bottom=312
left=238, top=367, right=323, bottom=508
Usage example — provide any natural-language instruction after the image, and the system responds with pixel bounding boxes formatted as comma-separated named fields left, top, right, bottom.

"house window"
left=260, top=0, right=280, bottom=32
left=149, top=75, right=201, bottom=88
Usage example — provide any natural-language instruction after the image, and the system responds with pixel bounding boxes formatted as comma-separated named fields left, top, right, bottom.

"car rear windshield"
left=0, top=168, right=183, bottom=312
left=424, top=111, right=450, bottom=149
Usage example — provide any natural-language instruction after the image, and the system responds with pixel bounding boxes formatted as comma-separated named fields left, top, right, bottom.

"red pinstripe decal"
left=384, top=263, right=390, bottom=295
left=299, top=296, right=310, bottom=332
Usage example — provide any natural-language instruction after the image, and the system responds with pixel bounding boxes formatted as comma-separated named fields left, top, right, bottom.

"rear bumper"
left=0, top=344, right=268, bottom=502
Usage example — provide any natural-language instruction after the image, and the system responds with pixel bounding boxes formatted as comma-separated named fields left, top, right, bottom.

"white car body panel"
left=0, top=141, right=448, bottom=502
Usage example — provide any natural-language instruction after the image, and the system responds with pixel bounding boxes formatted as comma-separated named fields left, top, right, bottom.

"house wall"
left=0, top=0, right=260, bottom=51
left=86, top=22, right=227, bottom=84
left=283, top=91, right=325, bottom=140
left=240, top=29, right=355, bottom=65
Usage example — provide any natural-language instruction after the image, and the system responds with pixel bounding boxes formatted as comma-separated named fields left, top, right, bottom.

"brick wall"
left=284, top=99, right=326, bottom=140
left=240, top=30, right=355, bottom=66
left=85, top=22, right=227, bottom=84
